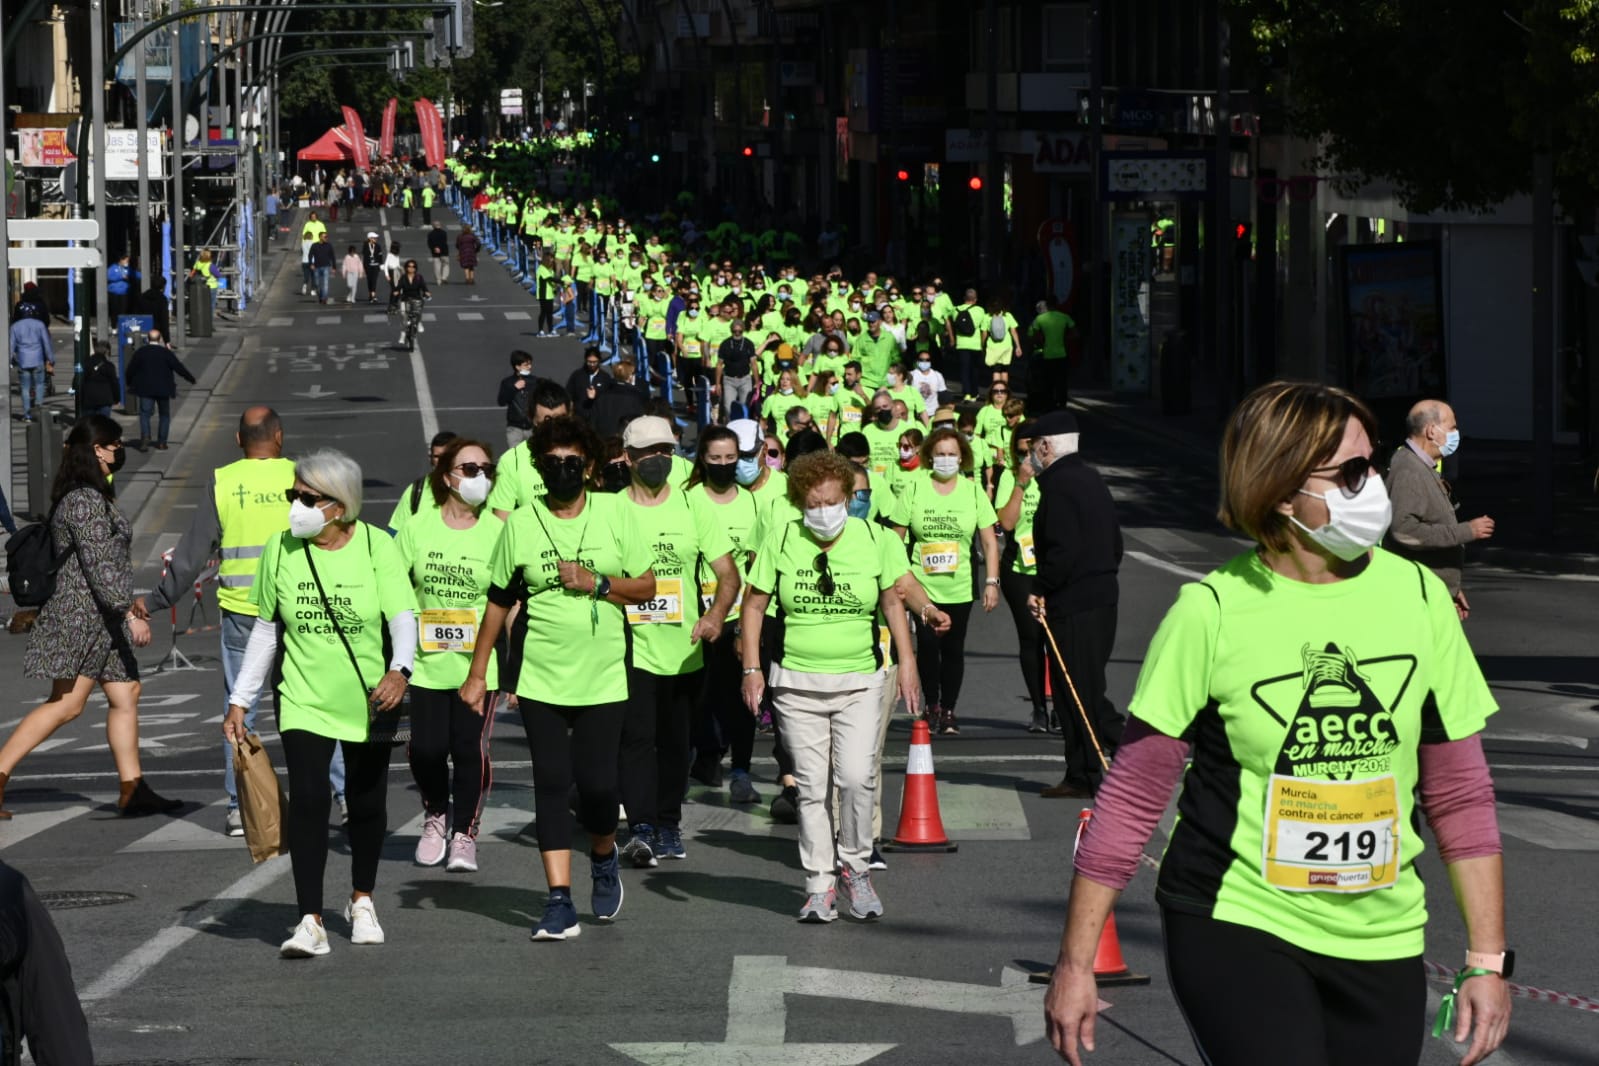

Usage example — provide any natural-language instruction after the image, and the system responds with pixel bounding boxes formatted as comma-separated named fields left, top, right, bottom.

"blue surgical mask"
left=734, top=456, right=761, bottom=486
left=916, top=360, right=931, bottom=371
left=1440, top=429, right=1461, bottom=457
left=847, top=489, right=872, bottom=520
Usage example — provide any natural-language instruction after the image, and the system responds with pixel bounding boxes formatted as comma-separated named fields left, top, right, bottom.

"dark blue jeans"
left=138, top=395, right=172, bottom=445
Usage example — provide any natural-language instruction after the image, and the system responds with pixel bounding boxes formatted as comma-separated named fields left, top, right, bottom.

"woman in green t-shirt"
left=460, top=417, right=657, bottom=942
left=888, top=428, right=1000, bottom=737
left=685, top=427, right=761, bottom=804
left=740, top=451, right=948, bottom=924
left=1044, top=382, right=1509, bottom=1066
left=223, top=449, right=417, bottom=959
left=995, top=430, right=1048, bottom=733
left=395, top=438, right=505, bottom=876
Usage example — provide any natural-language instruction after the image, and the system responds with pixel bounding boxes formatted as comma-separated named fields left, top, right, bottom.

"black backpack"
left=953, top=307, right=976, bottom=337
left=4, top=506, right=66, bottom=609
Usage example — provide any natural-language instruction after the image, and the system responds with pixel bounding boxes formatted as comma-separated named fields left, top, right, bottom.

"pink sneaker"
left=415, top=812, right=448, bottom=866
left=446, top=832, right=478, bottom=873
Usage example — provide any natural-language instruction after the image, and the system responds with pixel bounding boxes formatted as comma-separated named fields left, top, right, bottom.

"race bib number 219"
left=1262, top=774, right=1399, bottom=893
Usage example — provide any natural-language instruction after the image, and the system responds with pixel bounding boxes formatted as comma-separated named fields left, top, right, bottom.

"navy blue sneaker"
left=591, top=848, right=624, bottom=921
left=655, top=824, right=686, bottom=860
left=531, top=890, right=581, bottom=941
left=621, top=824, right=658, bottom=869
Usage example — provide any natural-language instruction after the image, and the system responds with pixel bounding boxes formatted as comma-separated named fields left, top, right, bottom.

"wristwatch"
left=1465, top=950, right=1514, bottom=978
left=742, top=667, right=762, bottom=677
left=593, top=575, right=612, bottom=600
left=393, top=665, right=412, bottom=681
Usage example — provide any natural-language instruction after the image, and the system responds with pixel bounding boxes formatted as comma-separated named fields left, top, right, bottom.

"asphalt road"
left=0, top=206, right=1594, bottom=1065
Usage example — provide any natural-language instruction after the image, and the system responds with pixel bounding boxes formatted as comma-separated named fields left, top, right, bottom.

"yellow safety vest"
left=213, top=456, right=296, bottom=615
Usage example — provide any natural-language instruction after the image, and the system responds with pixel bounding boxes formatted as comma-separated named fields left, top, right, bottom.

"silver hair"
left=296, top=447, right=364, bottom=523
left=1040, top=433, right=1081, bottom=462
left=1405, top=402, right=1445, bottom=438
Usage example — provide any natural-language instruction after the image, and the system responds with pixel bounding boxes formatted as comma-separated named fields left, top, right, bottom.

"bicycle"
left=400, top=297, right=426, bottom=352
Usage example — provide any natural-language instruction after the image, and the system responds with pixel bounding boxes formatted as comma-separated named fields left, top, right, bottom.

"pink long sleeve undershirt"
left=1072, top=719, right=1501, bottom=890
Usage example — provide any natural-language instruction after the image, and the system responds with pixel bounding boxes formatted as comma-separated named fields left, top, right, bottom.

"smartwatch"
left=393, top=665, right=412, bottom=681
left=1465, top=950, right=1514, bottom=979
left=593, top=575, right=612, bottom=600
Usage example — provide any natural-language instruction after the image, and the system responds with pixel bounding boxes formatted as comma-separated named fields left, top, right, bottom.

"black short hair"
left=532, top=382, right=572, bottom=413
left=238, top=408, right=282, bottom=446
left=509, top=348, right=534, bottom=368
left=835, top=431, right=870, bottom=460
left=430, top=430, right=459, bottom=450
left=784, top=428, right=828, bottom=466
left=532, top=414, right=600, bottom=461
left=844, top=360, right=862, bottom=373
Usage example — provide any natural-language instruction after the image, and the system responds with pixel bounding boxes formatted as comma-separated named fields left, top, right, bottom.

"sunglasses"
left=1308, top=455, right=1378, bottom=499
left=454, top=462, right=495, bottom=478
left=766, top=448, right=781, bottom=459
left=285, top=488, right=332, bottom=508
left=813, top=552, right=836, bottom=597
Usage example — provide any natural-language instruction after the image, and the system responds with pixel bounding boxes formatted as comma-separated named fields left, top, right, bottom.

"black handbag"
left=302, top=528, right=409, bottom=744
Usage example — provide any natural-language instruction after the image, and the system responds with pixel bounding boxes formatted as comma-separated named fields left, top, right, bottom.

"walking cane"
left=1037, top=614, right=1111, bottom=773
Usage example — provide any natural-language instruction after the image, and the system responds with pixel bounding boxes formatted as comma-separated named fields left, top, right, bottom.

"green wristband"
left=1432, top=967, right=1501, bottom=1038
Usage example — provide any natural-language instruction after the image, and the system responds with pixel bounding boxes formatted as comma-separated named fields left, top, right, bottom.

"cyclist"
left=393, top=259, right=431, bottom=347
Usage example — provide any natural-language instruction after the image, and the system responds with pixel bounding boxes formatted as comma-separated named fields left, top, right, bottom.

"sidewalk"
left=1072, top=390, right=1599, bottom=575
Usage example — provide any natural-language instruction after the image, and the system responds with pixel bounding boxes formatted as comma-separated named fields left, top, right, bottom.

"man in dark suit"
left=124, top=328, right=196, bottom=450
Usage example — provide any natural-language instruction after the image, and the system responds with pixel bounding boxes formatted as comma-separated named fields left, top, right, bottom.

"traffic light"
left=1234, top=221, right=1252, bottom=261
left=742, top=145, right=754, bottom=158
left=650, top=153, right=660, bottom=163
left=896, top=169, right=910, bottom=182
left=968, top=175, right=983, bottom=191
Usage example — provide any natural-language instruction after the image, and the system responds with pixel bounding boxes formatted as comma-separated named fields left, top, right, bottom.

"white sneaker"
left=446, top=832, right=478, bottom=872
left=417, top=322, right=425, bottom=334
left=398, top=332, right=408, bottom=344
left=225, top=808, right=244, bottom=837
left=415, top=812, right=448, bottom=866
left=344, top=896, right=385, bottom=945
left=280, top=915, right=330, bottom=958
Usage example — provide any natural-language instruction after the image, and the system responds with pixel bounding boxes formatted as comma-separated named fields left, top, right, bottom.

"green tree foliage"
left=1228, top=0, right=1599, bottom=213
left=276, top=6, right=450, bottom=128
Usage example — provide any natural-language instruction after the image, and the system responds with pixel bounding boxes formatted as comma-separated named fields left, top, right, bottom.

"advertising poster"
left=1110, top=214, right=1152, bottom=392
left=1341, top=242, right=1446, bottom=399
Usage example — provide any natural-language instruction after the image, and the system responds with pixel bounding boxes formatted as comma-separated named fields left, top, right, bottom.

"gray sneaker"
left=728, top=771, right=761, bottom=805
left=797, top=889, right=838, bottom=923
left=840, top=868, right=884, bottom=920
left=225, top=807, right=244, bottom=837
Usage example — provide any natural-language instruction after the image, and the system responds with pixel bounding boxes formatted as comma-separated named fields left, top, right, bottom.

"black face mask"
left=104, top=446, right=127, bottom=474
left=702, top=461, right=737, bottom=489
left=874, top=408, right=894, bottom=427
left=537, top=454, right=588, bottom=500
left=601, top=461, right=630, bottom=493
left=634, top=454, right=673, bottom=489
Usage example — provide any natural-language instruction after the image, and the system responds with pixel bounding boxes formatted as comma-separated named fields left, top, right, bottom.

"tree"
left=1228, top=0, right=1599, bottom=215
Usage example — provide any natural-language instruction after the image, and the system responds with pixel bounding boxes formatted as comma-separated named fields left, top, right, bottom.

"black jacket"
left=565, top=367, right=612, bottom=417
left=135, top=286, right=170, bottom=339
left=1031, top=454, right=1122, bottom=615
left=81, top=355, right=121, bottom=409
left=590, top=377, right=648, bottom=436
left=125, top=343, right=196, bottom=398
left=427, top=229, right=449, bottom=257
left=498, top=373, right=538, bottom=429
left=307, top=241, right=337, bottom=269
left=361, top=240, right=385, bottom=269
left=0, top=860, right=94, bottom=1066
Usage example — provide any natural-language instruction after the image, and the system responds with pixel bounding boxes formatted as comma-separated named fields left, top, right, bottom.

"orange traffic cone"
left=881, top=720, right=958, bottom=853
left=1076, top=808, right=1150, bottom=987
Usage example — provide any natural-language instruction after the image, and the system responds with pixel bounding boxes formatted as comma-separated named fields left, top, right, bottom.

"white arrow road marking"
left=0, top=804, right=97, bottom=850
left=1483, top=730, right=1589, bottom=750
left=294, top=383, right=335, bottom=399
left=611, top=955, right=1046, bottom=1064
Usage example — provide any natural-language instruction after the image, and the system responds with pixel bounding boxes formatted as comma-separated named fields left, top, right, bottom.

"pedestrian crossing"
left=263, top=310, right=563, bottom=328
left=0, top=777, right=1593, bottom=858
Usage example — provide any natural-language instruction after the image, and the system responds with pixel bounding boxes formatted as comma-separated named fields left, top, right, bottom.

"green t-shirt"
left=700, top=318, right=732, bottom=366
left=854, top=331, right=899, bottom=389
left=761, top=391, right=807, bottom=442
left=861, top=420, right=906, bottom=478
left=974, top=405, right=1012, bottom=470
left=487, top=441, right=546, bottom=514
left=1030, top=309, right=1075, bottom=359
left=995, top=468, right=1042, bottom=575
left=835, top=387, right=869, bottom=435
left=1133, top=549, right=1497, bottom=960
left=251, top=525, right=416, bottom=742
left=688, top=486, right=761, bottom=571
left=952, top=303, right=989, bottom=351
left=489, top=492, right=653, bottom=706
left=802, top=392, right=841, bottom=441
left=887, top=384, right=925, bottom=423
left=622, top=489, right=734, bottom=675
left=984, top=311, right=1019, bottom=366
left=386, top=476, right=442, bottom=535
left=888, top=471, right=998, bottom=604
left=395, top=508, right=505, bottom=690
left=746, top=516, right=908, bottom=674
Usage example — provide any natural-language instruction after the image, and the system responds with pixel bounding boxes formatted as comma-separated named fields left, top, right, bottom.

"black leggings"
left=520, top=698, right=624, bottom=853
left=1000, top=562, right=1046, bottom=716
left=701, top=631, right=754, bottom=773
left=407, top=686, right=497, bottom=837
left=1163, top=910, right=1425, bottom=1066
left=620, top=666, right=703, bottom=829
left=281, top=729, right=394, bottom=916
left=914, top=600, right=974, bottom=712
left=538, top=299, right=556, bottom=333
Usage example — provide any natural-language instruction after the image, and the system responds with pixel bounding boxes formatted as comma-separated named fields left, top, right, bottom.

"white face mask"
left=803, top=502, right=849, bottom=541
left=455, top=473, right=492, bottom=506
left=899, top=446, right=916, bottom=461
left=288, top=498, right=331, bottom=539
left=1027, top=448, right=1047, bottom=476
left=1291, top=474, right=1392, bottom=562
left=931, top=455, right=961, bottom=479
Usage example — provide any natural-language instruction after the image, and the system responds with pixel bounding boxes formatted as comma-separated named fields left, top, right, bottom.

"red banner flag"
left=341, top=106, right=370, bottom=170
left=379, top=98, right=398, bottom=160
left=414, top=98, right=446, bottom=168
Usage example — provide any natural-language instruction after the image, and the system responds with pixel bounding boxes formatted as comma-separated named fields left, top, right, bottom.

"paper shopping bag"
left=233, top=734, right=287, bottom=863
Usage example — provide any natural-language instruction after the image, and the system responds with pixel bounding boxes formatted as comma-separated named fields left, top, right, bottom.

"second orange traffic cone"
left=881, top=720, right=958, bottom=853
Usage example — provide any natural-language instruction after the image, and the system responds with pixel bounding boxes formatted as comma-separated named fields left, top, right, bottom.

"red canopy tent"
left=296, top=125, right=379, bottom=163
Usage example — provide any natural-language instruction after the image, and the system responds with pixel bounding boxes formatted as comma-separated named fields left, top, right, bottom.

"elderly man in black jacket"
left=0, top=860, right=93, bottom=1065
left=125, top=327, right=196, bottom=451
left=1021, top=411, right=1125, bottom=798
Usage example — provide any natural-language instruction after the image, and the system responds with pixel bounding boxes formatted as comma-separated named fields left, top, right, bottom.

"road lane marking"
left=1495, top=804, right=1599, bottom=850
left=458, top=311, right=484, bottom=321
left=78, top=853, right=291, bottom=1003
left=1126, top=550, right=1205, bottom=581
left=383, top=221, right=439, bottom=446
left=0, top=804, right=97, bottom=850
left=315, top=316, right=340, bottom=325
left=1484, top=730, right=1588, bottom=749
left=506, top=311, right=530, bottom=320
left=120, top=798, right=239, bottom=853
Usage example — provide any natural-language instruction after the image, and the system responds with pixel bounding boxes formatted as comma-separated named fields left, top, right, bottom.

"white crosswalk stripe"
left=261, top=309, right=558, bottom=327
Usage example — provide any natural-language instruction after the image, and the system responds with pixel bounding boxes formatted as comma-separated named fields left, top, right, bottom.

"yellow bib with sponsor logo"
left=1262, top=774, right=1400, bottom=893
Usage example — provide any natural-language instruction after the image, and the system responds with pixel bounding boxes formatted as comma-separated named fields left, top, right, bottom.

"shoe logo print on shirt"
left=1249, top=642, right=1417, bottom=780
